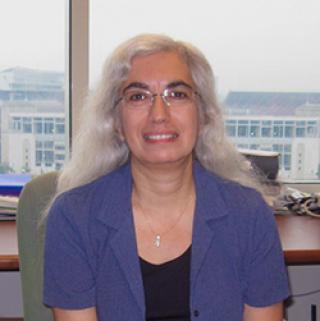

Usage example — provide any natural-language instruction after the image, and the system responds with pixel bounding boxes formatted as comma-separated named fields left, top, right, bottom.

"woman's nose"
left=149, top=95, right=170, bottom=123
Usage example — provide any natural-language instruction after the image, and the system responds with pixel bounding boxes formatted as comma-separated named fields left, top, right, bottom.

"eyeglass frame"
left=114, top=81, right=200, bottom=108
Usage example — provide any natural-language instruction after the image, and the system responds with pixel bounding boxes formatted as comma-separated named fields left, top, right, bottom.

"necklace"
left=134, top=193, right=194, bottom=248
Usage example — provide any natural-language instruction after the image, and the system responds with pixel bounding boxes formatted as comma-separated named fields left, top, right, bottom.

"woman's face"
left=119, top=51, right=200, bottom=167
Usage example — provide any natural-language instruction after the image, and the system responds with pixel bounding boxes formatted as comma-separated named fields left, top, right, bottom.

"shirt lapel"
left=109, top=211, right=146, bottom=314
left=191, top=162, right=230, bottom=295
left=96, top=163, right=145, bottom=314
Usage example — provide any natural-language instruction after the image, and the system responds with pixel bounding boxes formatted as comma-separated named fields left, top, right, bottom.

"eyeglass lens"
left=123, top=85, right=197, bottom=108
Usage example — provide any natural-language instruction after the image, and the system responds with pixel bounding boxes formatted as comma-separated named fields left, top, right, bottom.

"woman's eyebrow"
left=122, top=82, right=149, bottom=93
left=122, top=80, right=193, bottom=93
left=166, top=80, right=193, bottom=89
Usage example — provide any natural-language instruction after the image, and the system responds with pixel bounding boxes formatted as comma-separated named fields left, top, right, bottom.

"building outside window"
left=224, top=104, right=320, bottom=180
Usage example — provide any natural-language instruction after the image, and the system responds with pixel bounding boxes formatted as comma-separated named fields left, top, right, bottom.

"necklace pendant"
left=155, top=235, right=161, bottom=247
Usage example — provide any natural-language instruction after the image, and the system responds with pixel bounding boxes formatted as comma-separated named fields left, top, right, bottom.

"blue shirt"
left=44, top=161, right=290, bottom=321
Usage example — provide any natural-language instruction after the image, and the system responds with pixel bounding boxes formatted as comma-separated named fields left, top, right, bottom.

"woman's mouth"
left=143, top=133, right=179, bottom=142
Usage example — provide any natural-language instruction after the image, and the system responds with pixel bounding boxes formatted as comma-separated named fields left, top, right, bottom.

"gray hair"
left=57, top=33, right=263, bottom=196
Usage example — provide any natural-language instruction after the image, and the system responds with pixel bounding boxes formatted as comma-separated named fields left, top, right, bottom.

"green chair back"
left=17, top=172, right=58, bottom=321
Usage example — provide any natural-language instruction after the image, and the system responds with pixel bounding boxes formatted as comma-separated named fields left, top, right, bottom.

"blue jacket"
left=44, top=162, right=289, bottom=321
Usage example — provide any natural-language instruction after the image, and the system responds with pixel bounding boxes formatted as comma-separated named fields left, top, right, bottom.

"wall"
left=0, top=272, right=23, bottom=318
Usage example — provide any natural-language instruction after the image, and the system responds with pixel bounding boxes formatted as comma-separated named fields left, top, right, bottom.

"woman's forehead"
left=123, top=51, right=194, bottom=89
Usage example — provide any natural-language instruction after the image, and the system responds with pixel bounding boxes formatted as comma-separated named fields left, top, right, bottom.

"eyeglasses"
left=116, top=84, right=200, bottom=109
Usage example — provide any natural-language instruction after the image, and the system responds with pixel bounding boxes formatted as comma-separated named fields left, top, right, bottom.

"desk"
left=0, top=221, right=19, bottom=271
left=276, top=214, right=320, bottom=264
left=1, top=215, right=320, bottom=271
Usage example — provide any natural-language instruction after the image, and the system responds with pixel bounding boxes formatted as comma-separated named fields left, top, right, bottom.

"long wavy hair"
left=56, top=33, right=263, bottom=197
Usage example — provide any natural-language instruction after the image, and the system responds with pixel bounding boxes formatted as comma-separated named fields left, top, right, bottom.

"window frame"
left=68, top=0, right=89, bottom=149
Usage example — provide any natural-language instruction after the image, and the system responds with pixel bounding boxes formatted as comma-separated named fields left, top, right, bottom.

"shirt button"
left=193, top=310, right=200, bottom=317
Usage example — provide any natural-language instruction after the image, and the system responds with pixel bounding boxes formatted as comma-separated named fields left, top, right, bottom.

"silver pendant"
left=155, top=235, right=161, bottom=247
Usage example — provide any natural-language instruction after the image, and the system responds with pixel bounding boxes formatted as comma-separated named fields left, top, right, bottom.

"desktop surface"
left=1, top=214, right=320, bottom=271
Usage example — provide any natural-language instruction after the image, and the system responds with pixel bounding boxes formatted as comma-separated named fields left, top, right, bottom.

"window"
left=35, top=151, right=42, bottom=166
left=261, top=121, right=272, bottom=137
left=34, top=118, right=43, bottom=134
left=55, top=145, right=65, bottom=151
left=273, top=121, right=284, bottom=138
left=296, top=127, right=306, bottom=138
left=249, top=121, right=260, bottom=137
left=44, top=151, right=54, bottom=164
left=261, top=127, right=271, bottom=137
left=44, top=118, right=54, bottom=134
left=250, top=144, right=259, bottom=150
left=237, top=144, right=249, bottom=149
left=273, top=144, right=281, bottom=153
left=55, top=118, right=65, bottom=134
left=238, top=121, right=249, bottom=137
left=90, top=0, right=320, bottom=182
left=44, top=141, right=54, bottom=149
left=226, top=120, right=236, bottom=137
left=55, top=154, right=65, bottom=161
left=22, top=118, right=32, bottom=133
left=307, top=121, right=317, bottom=137
left=0, top=0, right=68, bottom=175
left=12, top=117, right=22, bottom=132
left=284, top=144, right=291, bottom=153
left=284, top=121, right=294, bottom=138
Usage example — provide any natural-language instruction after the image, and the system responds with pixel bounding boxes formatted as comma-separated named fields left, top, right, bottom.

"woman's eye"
left=169, top=90, right=189, bottom=100
left=129, top=92, right=147, bottom=101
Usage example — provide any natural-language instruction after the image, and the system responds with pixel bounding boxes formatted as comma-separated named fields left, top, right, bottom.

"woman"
left=44, top=34, right=290, bottom=321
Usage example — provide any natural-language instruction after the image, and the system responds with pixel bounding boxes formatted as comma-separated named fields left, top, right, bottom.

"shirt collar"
left=96, top=160, right=230, bottom=228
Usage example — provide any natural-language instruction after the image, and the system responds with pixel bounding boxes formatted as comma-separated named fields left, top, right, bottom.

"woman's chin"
left=131, top=153, right=193, bottom=167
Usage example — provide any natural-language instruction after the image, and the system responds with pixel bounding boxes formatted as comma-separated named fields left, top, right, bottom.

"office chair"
left=17, top=172, right=58, bottom=321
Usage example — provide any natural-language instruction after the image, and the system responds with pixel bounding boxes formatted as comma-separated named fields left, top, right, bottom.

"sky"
left=1, top=0, right=319, bottom=95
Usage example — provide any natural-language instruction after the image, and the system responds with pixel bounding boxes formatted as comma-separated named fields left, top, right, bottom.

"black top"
left=139, top=246, right=191, bottom=321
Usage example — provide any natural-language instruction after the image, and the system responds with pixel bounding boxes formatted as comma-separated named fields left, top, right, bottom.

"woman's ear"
left=118, top=129, right=125, bottom=142
left=114, top=114, right=126, bottom=141
left=115, top=122, right=126, bottom=142
left=197, top=113, right=205, bottom=135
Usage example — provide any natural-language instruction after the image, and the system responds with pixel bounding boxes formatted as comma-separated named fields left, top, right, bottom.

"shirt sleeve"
left=243, top=195, right=290, bottom=307
left=43, top=195, right=96, bottom=309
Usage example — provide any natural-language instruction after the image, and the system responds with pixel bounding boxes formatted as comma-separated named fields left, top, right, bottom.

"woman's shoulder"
left=58, top=163, right=130, bottom=202
left=195, top=161, right=265, bottom=209
left=50, top=163, right=131, bottom=222
left=195, top=162, right=274, bottom=233
left=196, top=163, right=277, bottom=246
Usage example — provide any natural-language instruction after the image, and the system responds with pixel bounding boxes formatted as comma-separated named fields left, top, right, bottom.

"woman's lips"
left=143, top=132, right=179, bottom=143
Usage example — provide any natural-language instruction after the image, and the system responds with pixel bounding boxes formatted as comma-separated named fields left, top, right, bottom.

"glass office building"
left=0, top=67, right=65, bottom=174
left=224, top=92, right=320, bottom=181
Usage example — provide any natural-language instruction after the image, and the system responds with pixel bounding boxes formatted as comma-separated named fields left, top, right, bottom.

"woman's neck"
left=131, top=157, right=195, bottom=216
